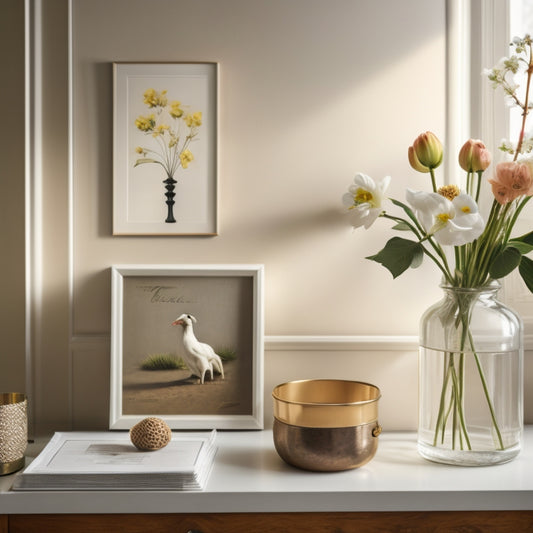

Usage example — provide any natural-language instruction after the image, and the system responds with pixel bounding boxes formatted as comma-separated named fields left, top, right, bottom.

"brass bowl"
left=272, top=379, right=381, bottom=471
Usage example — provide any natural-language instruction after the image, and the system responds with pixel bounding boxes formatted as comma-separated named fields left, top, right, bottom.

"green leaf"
left=409, top=247, right=424, bottom=269
left=489, top=246, right=522, bottom=279
left=390, top=198, right=418, bottom=222
left=391, top=221, right=411, bottom=231
left=366, top=237, right=424, bottom=279
left=509, top=231, right=533, bottom=254
left=519, top=256, right=533, bottom=293
left=507, top=240, right=533, bottom=255
left=134, top=158, right=157, bottom=167
left=512, top=230, right=533, bottom=246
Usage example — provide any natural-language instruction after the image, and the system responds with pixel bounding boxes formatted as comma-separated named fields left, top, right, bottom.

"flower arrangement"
left=342, top=35, right=532, bottom=459
left=134, top=88, right=202, bottom=223
left=343, top=36, right=533, bottom=287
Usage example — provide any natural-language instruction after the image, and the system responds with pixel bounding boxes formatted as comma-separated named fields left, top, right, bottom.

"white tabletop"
left=1, top=428, right=532, bottom=514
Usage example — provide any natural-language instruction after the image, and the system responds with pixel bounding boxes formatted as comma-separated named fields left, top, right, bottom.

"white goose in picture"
left=172, top=313, right=225, bottom=384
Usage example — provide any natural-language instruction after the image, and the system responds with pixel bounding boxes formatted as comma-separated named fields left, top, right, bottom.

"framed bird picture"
left=109, top=264, right=264, bottom=430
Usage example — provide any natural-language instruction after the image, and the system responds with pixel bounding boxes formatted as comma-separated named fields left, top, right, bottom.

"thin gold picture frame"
left=113, top=62, right=218, bottom=236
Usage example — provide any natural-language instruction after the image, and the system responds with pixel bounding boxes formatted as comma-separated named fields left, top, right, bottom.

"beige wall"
left=7, top=0, right=532, bottom=434
left=0, top=0, right=26, bottom=394
left=70, top=0, right=446, bottom=339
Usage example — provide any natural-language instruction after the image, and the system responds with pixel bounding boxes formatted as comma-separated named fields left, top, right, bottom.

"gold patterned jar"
left=0, top=393, right=27, bottom=475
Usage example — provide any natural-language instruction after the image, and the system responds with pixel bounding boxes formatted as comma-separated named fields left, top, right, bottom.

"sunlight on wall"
left=71, top=0, right=447, bottom=336
left=26, top=0, right=455, bottom=431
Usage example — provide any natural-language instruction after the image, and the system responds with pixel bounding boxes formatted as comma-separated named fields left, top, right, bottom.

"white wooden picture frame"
left=110, top=264, right=264, bottom=429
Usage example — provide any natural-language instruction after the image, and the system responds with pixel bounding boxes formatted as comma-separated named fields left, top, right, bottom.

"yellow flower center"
left=438, top=185, right=460, bottom=201
left=461, top=206, right=471, bottom=213
left=436, top=213, right=451, bottom=223
left=355, top=188, right=373, bottom=204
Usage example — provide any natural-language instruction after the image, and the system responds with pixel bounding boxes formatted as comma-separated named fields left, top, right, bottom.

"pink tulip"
left=458, top=139, right=492, bottom=172
left=408, top=146, right=430, bottom=173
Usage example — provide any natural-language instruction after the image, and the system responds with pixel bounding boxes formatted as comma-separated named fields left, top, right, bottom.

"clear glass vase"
left=418, top=281, right=523, bottom=466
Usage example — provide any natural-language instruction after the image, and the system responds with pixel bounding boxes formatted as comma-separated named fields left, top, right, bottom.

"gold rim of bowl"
left=272, top=379, right=380, bottom=429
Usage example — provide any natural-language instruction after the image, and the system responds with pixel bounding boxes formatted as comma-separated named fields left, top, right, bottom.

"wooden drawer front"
left=8, top=511, right=533, bottom=533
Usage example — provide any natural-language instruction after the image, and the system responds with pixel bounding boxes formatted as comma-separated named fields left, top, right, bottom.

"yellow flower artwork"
left=134, top=88, right=202, bottom=223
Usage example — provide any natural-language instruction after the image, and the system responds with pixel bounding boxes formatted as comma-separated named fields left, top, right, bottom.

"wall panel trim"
left=264, top=335, right=419, bottom=352
left=70, top=335, right=419, bottom=352
left=71, top=334, right=533, bottom=352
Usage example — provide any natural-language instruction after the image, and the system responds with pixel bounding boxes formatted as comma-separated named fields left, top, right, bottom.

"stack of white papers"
left=13, top=430, right=217, bottom=491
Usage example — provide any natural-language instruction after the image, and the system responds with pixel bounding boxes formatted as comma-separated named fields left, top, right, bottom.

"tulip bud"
left=458, top=139, right=492, bottom=172
left=413, top=131, right=443, bottom=169
left=408, top=146, right=430, bottom=173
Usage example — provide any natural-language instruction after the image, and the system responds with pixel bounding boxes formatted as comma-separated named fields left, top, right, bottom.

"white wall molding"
left=70, top=334, right=420, bottom=352
left=445, top=0, right=471, bottom=184
left=69, top=334, right=419, bottom=352
left=25, top=0, right=44, bottom=435
left=70, top=333, right=533, bottom=352
left=264, top=335, right=419, bottom=352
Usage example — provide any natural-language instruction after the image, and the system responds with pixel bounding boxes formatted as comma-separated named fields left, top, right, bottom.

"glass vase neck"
left=439, top=279, right=501, bottom=296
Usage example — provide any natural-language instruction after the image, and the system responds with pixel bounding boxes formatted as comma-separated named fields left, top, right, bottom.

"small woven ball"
left=130, top=417, right=172, bottom=451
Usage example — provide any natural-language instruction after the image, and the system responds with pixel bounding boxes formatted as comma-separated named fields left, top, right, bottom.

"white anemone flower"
left=342, top=173, right=391, bottom=229
left=406, top=189, right=484, bottom=246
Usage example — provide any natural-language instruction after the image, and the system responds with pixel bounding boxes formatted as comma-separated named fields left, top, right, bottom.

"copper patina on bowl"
left=272, top=379, right=381, bottom=472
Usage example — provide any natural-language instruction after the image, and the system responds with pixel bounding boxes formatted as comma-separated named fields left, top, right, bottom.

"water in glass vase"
left=418, top=283, right=523, bottom=466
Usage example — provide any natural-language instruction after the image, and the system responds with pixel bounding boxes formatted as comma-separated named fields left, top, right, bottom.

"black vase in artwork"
left=163, top=174, right=177, bottom=223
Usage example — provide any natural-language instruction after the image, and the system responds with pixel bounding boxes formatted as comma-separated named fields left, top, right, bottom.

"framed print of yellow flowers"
left=134, top=88, right=202, bottom=224
left=113, top=63, right=218, bottom=236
